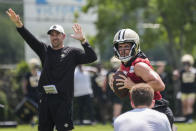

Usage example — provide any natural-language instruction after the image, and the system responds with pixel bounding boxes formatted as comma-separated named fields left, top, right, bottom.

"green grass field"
left=0, top=122, right=195, bottom=131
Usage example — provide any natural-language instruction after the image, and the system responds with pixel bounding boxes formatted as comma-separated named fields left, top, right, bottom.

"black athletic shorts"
left=38, top=94, right=73, bottom=131
left=153, top=98, right=174, bottom=128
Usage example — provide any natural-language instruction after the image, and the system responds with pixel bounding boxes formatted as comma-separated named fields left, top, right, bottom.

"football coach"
left=6, top=8, right=97, bottom=131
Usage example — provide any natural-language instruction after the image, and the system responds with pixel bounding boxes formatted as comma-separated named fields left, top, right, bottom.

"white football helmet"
left=28, top=58, right=41, bottom=69
left=181, top=54, right=194, bottom=66
left=113, top=28, right=140, bottom=62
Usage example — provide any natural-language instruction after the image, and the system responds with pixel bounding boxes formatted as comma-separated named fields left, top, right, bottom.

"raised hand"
left=6, top=8, right=23, bottom=28
left=71, top=23, right=86, bottom=44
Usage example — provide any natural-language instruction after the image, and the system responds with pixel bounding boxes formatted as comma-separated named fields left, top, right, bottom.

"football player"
left=109, top=28, right=174, bottom=127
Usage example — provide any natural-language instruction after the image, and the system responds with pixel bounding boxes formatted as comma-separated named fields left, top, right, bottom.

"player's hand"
left=6, top=8, right=23, bottom=28
left=116, top=75, right=135, bottom=90
left=109, top=73, right=115, bottom=92
left=71, top=23, right=86, bottom=44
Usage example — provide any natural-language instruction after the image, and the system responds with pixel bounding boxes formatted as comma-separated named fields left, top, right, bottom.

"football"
left=113, top=71, right=129, bottom=98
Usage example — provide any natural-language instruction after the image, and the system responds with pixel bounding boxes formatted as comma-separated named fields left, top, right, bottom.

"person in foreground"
left=109, top=28, right=174, bottom=128
left=114, top=83, right=172, bottom=131
left=6, top=8, right=97, bottom=131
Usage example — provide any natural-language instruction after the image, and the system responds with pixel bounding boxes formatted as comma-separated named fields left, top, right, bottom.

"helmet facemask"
left=114, top=42, right=138, bottom=62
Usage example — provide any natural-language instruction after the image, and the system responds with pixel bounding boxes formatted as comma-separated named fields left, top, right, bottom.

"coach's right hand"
left=6, top=8, right=23, bottom=28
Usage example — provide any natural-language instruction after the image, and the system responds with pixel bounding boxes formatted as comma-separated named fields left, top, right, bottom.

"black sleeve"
left=74, top=42, right=97, bottom=64
left=24, top=72, right=31, bottom=81
left=16, top=26, right=46, bottom=60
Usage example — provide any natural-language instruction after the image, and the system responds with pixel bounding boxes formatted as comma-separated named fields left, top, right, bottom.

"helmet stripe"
left=118, top=30, right=122, bottom=40
left=122, top=29, right=126, bottom=39
left=120, top=29, right=125, bottom=40
left=118, top=29, right=126, bottom=41
left=120, top=29, right=124, bottom=40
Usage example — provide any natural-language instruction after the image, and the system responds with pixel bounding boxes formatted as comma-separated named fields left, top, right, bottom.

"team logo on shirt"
left=61, top=54, right=65, bottom=59
left=182, top=72, right=195, bottom=83
left=64, top=123, right=69, bottom=128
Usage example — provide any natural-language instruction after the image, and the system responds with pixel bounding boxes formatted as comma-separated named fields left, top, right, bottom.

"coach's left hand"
left=71, top=23, right=86, bottom=44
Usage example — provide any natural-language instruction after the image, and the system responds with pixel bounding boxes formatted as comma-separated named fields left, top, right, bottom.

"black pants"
left=153, top=98, right=174, bottom=128
left=38, top=95, right=73, bottom=131
left=76, top=94, right=94, bottom=123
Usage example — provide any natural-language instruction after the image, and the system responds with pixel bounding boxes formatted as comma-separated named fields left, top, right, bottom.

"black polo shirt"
left=17, top=26, right=97, bottom=102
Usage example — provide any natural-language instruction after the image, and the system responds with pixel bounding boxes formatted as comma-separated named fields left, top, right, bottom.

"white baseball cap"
left=47, top=24, right=65, bottom=34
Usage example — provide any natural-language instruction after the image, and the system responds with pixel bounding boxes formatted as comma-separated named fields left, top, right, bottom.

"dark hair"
left=130, top=83, right=154, bottom=107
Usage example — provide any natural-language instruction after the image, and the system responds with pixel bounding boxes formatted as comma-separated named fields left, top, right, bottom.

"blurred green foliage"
left=13, top=61, right=30, bottom=81
left=0, top=91, right=8, bottom=121
left=0, top=2, right=24, bottom=64
left=84, top=0, right=196, bottom=69
left=0, top=61, right=29, bottom=121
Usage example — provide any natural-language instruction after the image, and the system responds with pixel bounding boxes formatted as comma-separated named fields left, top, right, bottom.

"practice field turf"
left=0, top=122, right=196, bottom=131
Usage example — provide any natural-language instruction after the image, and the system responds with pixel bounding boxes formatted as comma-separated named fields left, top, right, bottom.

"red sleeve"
left=133, top=58, right=153, bottom=69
